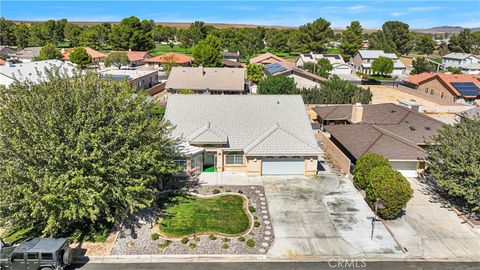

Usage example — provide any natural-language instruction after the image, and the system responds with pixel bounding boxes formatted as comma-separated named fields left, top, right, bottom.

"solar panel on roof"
left=264, top=63, right=287, bottom=74
left=451, top=82, right=480, bottom=97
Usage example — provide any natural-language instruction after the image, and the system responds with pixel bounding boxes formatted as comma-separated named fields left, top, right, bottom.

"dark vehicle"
left=0, top=237, right=74, bottom=270
left=361, top=78, right=381, bottom=85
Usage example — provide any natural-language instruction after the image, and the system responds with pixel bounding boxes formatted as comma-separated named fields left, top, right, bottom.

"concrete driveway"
left=384, top=178, right=480, bottom=260
left=200, top=171, right=401, bottom=258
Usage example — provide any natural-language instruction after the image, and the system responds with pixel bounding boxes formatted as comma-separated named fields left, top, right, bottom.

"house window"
left=225, top=152, right=244, bottom=165
left=441, top=92, right=444, bottom=98
left=174, top=159, right=187, bottom=171
left=425, top=87, right=429, bottom=94
left=430, top=88, right=435, bottom=95
left=190, top=155, right=202, bottom=169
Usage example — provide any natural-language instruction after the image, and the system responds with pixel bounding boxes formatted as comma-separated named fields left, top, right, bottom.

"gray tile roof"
left=357, top=50, right=398, bottom=59
left=458, top=106, right=480, bottom=119
left=443, top=53, right=477, bottom=60
left=165, top=67, right=245, bottom=92
left=164, top=95, right=322, bottom=156
left=0, top=60, right=77, bottom=86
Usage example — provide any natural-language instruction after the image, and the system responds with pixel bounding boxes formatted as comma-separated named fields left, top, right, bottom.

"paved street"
left=69, top=261, right=480, bottom=270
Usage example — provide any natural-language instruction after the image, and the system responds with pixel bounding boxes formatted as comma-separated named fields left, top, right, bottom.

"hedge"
left=365, top=166, right=414, bottom=219
left=353, top=153, right=392, bottom=190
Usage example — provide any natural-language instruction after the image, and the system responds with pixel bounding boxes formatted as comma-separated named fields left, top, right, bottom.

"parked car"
left=0, top=237, right=74, bottom=270
left=361, top=78, right=381, bottom=85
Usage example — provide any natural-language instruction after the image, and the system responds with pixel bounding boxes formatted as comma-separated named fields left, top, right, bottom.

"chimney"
left=351, top=103, right=363, bottom=123
left=128, top=48, right=132, bottom=52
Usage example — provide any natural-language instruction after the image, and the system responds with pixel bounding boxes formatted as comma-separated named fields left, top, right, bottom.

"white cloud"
left=391, top=12, right=408, bottom=17
left=347, top=5, right=367, bottom=12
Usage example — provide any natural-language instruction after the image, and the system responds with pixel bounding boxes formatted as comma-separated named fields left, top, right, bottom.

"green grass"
left=203, top=166, right=216, bottom=172
left=150, top=44, right=193, bottom=56
left=159, top=194, right=250, bottom=237
left=326, top=48, right=341, bottom=54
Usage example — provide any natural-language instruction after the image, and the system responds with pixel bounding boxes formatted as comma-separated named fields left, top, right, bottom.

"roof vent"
left=425, top=126, right=431, bottom=130
left=390, top=110, right=396, bottom=113
left=409, top=126, right=416, bottom=131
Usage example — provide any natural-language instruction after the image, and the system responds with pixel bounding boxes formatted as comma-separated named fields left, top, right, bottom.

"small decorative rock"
left=260, top=202, right=266, bottom=205
left=261, top=210, right=268, bottom=214
left=260, top=197, right=265, bottom=201
left=262, top=215, right=268, bottom=219
left=259, top=193, right=264, bottom=197
left=264, top=236, right=270, bottom=241
left=266, top=225, right=272, bottom=230
left=261, top=206, right=267, bottom=210
left=261, top=242, right=269, bottom=247
left=255, top=190, right=260, bottom=193
left=264, top=220, right=271, bottom=225
left=265, top=231, right=271, bottom=236
left=259, top=248, right=266, bottom=253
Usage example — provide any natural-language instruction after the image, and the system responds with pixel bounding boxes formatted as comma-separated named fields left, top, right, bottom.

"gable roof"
left=407, top=73, right=480, bottom=97
left=458, top=106, right=480, bottom=119
left=166, top=67, right=245, bottom=92
left=188, top=122, right=228, bottom=144
left=264, top=62, right=327, bottom=82
left=325, top=123, right=427, bottom=161
left=62, top=47, right=106, bottom=61
left=8, top=47, right=41, bottom=60
left=164, top=95, right=321, bottom=156
left=356, top=50, right=398, bottom=59
left=144, top=52, right=193, bottom=64
left=110, top=51, right=152, bottom=62
left=249, top=53, right=288, bottom=64
left=442, top=53, right=479, bottom=60
left=297, top=53, right=346, bottom=65
left=0, top=60, right=77, bottom=86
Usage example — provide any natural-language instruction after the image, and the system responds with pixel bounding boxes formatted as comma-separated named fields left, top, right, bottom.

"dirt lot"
left=364, top=85, right=440, bottom=106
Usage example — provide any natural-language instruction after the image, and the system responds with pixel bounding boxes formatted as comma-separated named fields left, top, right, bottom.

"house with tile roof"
left=313, top=103, right=443, bottom=177
left=249, top=53, right=289, bottom=65
left=109, top=50, right=152, bottom=67
left=61, top=47, right=107, bottom=64
left=164, top=95, right=322, bottom=176
left=295, top=53, right=352, bottom=75
left=264, top=62, right=326, bottom=89
left=165, top=67, right=246, bottom=94
left=351, top=50, right=406, bottom=76
left=144, top=52, right=193, bottom=68
left=8, top=47, right=42, bottom=63
left=405, top=73, right=480, bottom=104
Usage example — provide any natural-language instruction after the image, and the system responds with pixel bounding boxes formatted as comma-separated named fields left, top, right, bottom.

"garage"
left=262, top=156, right=304, bottom=175
left=389, top=161, right=418, bottom=178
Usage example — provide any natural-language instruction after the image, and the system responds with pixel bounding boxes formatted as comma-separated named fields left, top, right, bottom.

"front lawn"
left=150, top=44, right=193, bottom=56
left=159, top=194, right=250, bottom=237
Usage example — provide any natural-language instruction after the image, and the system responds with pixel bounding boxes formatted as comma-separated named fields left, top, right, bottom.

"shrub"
left=180, top=237, right=189, bottom=244
left=365, top=166, right=413, bottom=219
left=254, top=221, right=261, bottom=227
left=209, top=234, right=217, bottom=240
left=188, top=243, right=197, bottom=249
left=225, top=189, right=231, bottom=192
left=238, top=236, right=246, bottom=242
left=212, top=189, right=221, bottom=194
left=157, top=240, right=172, bottom=249
left=222, top=243, right=229, bottom=249
left=249, top=206, right=256, bottom=213
left=246, top=239, right=255, bottom=248
left=237, top=190, right=243, bottom=194
left=222, top=237, right=230, bottom=243
left=253, top=216, right=258, bottom=220
left=150, top=233, right=159, bottom=241
left=194, top=236, right=201, bottom=242
left=354, top=153, right=392, bottom=190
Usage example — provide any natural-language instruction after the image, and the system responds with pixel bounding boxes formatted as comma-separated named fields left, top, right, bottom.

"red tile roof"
left=0, top=59, right=5, bottom=65
left=407, top=73, right=480, bottom=97
left=144, top=52, right=193, bottom=64
left=249, top=53, right=289, bottom=64
left=110, top=51, right=152, bottom=62
left=61, top=47, right=106, bottom=61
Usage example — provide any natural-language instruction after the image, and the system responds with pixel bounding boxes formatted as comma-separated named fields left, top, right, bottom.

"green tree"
left=449, top=29, right=475, bottom=53
left=0, top=18, right=15, bottom=45
left=64, top=23, right=83, bottom=47
left=258, top=76, right=297, bottom=95
left=78, top=26, right=102, bottom=49
left=240, top=27, right=265, bottom=60
left=109, top=16, right=154, bottom=51
left=353, top=153, right=392, bottom=190
left=177, top=28, right=195, bottom=53
left=368, top=31, right=396, bottom=53
left=366, top=166, right=413, bottom=219
left=416, top=35, right=435, bottom=55
left=152, top=25, right=177, bottom=42
left=69, top=47, right=92, bottom=69
left=297, top=18, right=334, bottom=53
left=192, top=35, right=223, bottom=67
left=300, top=76, right=372, bottom=104
left=246, top=63, right=264, bottom=83
left=13, top=24, right=30, bottom=49
left=0, top=71, right=180, bottom=240
left=36, top=43, right=62, bottom=60
left=265, top=29, right=292, bottom=53
left=303, top=58, right=332, bottom=78
left=382, top=21, right=413, bottom=54
left=104, top=52, right=129, bottom=69
left=372, top=56, right=394, bottom=75
left=446, top=66, right=462, bottom=74
left=28, top=23, right=47, bottom=47
left=426, top=115, right=480, bottom=215
left=339, top=21, right=363, bottom=60
left=411, top=57, right=434, bottom=74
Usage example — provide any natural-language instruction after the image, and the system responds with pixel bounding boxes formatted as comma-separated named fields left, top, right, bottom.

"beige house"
left=351, top=50, right=406, bottom=75
left=165, top=95, right=322, bottom=176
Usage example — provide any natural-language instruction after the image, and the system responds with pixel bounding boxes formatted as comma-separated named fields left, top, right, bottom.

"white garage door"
left=390, top=161, right=418, bottom=178
left=262, top=156, right=304, bottom=175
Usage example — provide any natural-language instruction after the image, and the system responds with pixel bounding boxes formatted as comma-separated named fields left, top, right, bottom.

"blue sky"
left=1, top=1, right=479, bottom=29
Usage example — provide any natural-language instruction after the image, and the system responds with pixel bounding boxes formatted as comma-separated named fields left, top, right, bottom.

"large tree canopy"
left=340, top=21, right=363, bottom=60
left=426, top=117, right=480, bottom=215
left=382, top=21, right=413, bottom=55
left=301, top=76, right=372, bottom=104
left=109, top=16, right=155, bottom=51
left=0, top=70, right=180, bottom=240
left=192, top=34, right=223, bottom=67
left=297, top=18, right=334, bottom=53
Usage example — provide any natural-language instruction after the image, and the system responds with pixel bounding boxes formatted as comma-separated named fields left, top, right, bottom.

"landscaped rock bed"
left=110, top=185, right=274, bottom=255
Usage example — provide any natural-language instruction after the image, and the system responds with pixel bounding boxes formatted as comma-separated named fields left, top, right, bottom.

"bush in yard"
left=246, top=239, right=255, bottom=248
left=248, top=206, right=256, bottom=213
left=188, top=242, right=197, bottom=249
left=254, top=221, right=261, bottom=227
left=212, top=189, right=221, bottom=194
left=238, top=236, right=246, bottom=242
left=354, top=153, right=392, bottom=190
left=0, top=71, right=180, bottom=241
left=365, top=166, right=413, bottom=219
left=157, top=240, right=172, bottom=249
left=209, top=234, right=217, bottom=240
left=257, top=76, right=297, bottom=95
left=180, top=237, right=189, bottom=244
left=222, top=237, right=230, bottom=243
left=150, top=233, right=159, bottom=241
left=222, top=243, right=229, bottom=249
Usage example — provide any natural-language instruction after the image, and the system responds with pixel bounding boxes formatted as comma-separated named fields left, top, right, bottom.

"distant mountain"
left=413, top=26, right=479, bottom=34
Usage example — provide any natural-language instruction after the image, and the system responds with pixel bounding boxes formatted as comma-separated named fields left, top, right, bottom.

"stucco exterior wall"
left=304, top=157, right=318, bottom=176
left=316, top=132, right=352, bottom=175
left=416, top=78, right=457, bottom=104
left=246, top=157, right=262, bottom=176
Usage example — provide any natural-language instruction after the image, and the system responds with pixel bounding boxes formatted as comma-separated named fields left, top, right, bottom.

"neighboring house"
left=459, top=63, right=480, bottom=75
left=313, top=103, right=443, bottom=177
left=109, top=50, right=152, bottom=67
left=0, top=60, right=77, bottom=88
left=222, top=51, right=240, bottom=62
left=8, top=47, right=42, bottom=63
left=264, top=62, right=326, bottom=89
left=164, top=95, right=322, bottom=176
left=457, top=105, right=480, bottom=122
left=61, top=47, right=107, bottom=63
left=144, top=52, right=193, bottom=68
left=441, top=53, right=480, bottom=69
left=249, top=53, right=288, bottom=65
left=295, top=53, right=352, bottom=75
left=0, top=46, right=15, bottom=60
left=99, top=68, right=158, bottom=90
left=0, top=59, right=5, bottom=65
left=351, top=50, right=406, bottom=75
left=165, top=67, right=246, bottom=94
left=223, top=59, right=243, bottom=68
left=405, top=73, right=480, bottom=104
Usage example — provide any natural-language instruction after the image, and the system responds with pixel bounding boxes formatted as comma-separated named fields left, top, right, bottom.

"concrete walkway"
left=384, top=178, right=480, bottom=260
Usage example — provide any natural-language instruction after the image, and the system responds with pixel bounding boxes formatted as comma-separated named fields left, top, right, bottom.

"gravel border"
left=110, top=185, right=274, bottom=255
